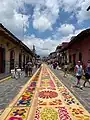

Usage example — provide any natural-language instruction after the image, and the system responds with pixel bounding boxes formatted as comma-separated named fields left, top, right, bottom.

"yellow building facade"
left=0, top=24, right=33, bottom=74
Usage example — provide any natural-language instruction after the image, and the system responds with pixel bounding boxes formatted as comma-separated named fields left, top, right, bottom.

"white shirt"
left=75, top=65, right=82, bottom=76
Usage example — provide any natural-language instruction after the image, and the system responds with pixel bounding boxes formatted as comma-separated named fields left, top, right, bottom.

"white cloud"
left=33, top=15, right=52, bottom=32
left=62, top=0, right=78, bottom=12
left=0, top=0, right=90, bottom=56
left=24, top=0, right=45, bottom=5
left=23, top=35, right=60, bottom=56
left=76, top=0, right=90, bottom=22
left=58, top=24, right=75, bottom=36
left=52, top=27, right=86, bottom=48
left=22, top=28, right=85, bottom=56
left=32, top=0, right=60, bottom=31
left=0, top=0, right=29, bottom=39
left=61, top=0, right=90, bottom=22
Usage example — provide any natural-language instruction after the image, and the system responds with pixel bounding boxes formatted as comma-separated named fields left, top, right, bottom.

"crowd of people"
left=50, top=60, right=90, bottom=88
left=11, top=61, right=42, bottom=79
left=25, top=62, right=33, bottom=77
left=12, top=59, right=90, bottom=88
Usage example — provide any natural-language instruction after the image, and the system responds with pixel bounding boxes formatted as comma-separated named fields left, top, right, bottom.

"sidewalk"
left=0, top=68, right=37, bottom=115
left=0, top=73, right=11, bottom=81
left=49, top=66, right=90, bottom=112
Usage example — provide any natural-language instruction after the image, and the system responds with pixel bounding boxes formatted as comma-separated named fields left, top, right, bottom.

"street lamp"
left=87, top=6, right=90, bottom=11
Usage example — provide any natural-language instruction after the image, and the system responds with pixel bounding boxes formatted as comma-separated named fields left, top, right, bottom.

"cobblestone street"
left=49, top=66, right=90, bottom=112
left=1, top=64, right=90, bottom=120
left=0, top=69, right=37, bottom=113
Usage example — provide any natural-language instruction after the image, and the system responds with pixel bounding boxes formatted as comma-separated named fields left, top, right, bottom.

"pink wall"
left=68, top=36, right=90, bottom=67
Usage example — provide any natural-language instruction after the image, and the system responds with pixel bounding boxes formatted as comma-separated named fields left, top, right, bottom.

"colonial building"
left=60, top=28, right=90, bottom=67
left=48, top=52, right=57, bottom=63
left=0, top=24, right=33, bottom=74
left=56, top=42, right=69, bottom=65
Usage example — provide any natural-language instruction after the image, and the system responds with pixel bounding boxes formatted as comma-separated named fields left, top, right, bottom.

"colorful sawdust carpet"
left=0, top=64, right=90, bottom=120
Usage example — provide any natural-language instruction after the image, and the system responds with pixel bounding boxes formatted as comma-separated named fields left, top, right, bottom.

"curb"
left=0, top=76, right=11, bottom=83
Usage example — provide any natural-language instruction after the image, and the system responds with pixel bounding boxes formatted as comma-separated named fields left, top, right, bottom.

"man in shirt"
left=74, top=61, right=83, bottom=88
left=83, top=61, right=90, bottom=87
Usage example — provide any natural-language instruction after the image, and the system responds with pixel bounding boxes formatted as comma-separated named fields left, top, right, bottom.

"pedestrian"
left=28, top=64, right=33, bottom=76
left=83, top=61, right=90, bottom=87
left=27, top=61, right=33, bottom=76
left=64, top=62, right=68, bottom=77
left=14, top=65, right=20, bottom=79
left=53, top=62, right=55, bottom=69
left=38, top=62, right=41, bottom=68
left=35, top=62, right=38, bottom=68
left=25, top=63, right=28, bottom=77
left=74, top=61, right=83, bottom=88
left=53, top=61, right=57, bottom=69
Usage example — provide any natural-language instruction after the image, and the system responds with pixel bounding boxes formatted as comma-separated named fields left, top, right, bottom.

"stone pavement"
left=0, top=73, right=11, bottom=80
left=0, top=68, right=37, bottom=114
left=49, top=66, right=90, bottom=113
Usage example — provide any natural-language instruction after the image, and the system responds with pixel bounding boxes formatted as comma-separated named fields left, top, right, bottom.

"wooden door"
left=0, top=47, right=5, bottom=73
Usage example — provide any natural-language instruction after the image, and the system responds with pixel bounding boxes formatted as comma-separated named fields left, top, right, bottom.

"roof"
left=49, top=51, right=56, bottom=56
left=0, top=23, right=33, bottom=56
left=60, top=28, right=90, bottom=52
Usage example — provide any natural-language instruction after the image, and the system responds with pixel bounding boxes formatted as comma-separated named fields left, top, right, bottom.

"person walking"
left=53, top=61, right=57, bottom=69
left=28, top=61, right=33, bottom=76
left=83, top=61, right=90, bottom=87
left=25, top=63, right=28, bottom=77
left=14, top=65, right=20, bottom=79
left=74, top=61, right=83, bottom=88
left=64, top=62, right=68, bottom=77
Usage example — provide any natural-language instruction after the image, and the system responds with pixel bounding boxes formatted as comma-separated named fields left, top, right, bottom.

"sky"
left=0, top=0, right=90, bottom=56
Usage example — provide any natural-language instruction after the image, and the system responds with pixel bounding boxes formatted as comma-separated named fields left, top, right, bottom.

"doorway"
left=19, top=53, right=22, bottom=69
left=23, top=55, right=25, bottom=69
left=79, top=52, right=82, bottom=62
left=0, top=47, right=5, bottom=73
left=10, top=50, right=15, bottom=70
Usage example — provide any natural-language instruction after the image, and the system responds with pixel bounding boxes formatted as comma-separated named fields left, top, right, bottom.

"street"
left=0, top=1, right=90, bottom=119
left=0, top=69, right=37, bottom=114
left=50, top=66, right=90, bottom=112
left=0, top=64, right=90, bottom=120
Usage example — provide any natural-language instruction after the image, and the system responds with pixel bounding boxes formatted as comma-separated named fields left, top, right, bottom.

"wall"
left=68, top=36, right=90, bottom=67
left=0, top=36, right=33, bottom=74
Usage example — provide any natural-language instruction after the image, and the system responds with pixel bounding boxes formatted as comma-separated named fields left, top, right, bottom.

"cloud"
left=58, top=24, right=75, bottom=36
left=0, top=0, right=29, bottom=39
left=22, top=27, right=86, bottom=56
left=61, top=0, right=90, bottom=22
left=32, top=0, right=60, bottom=31
left=23, top=35, right=60, bottom=56
left=52, top=27, right=86, bottom=47
left=76, top=0, right=90, bottom=22
left=0, top=0, right=90, bottom=57
left=62, top=0, right=78, bottom=12
left=33, top=14, right=52, bottom=32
